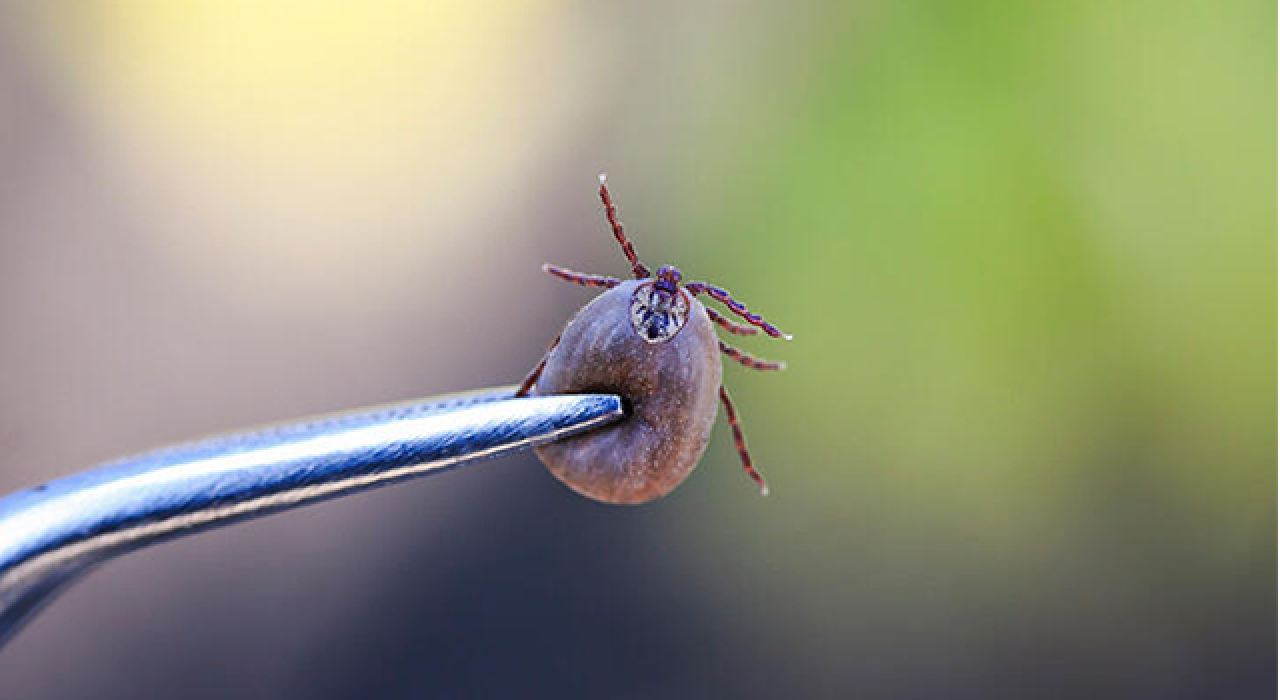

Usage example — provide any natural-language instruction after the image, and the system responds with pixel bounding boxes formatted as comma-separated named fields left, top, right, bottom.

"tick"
left=517, top=174, right=790, bottom=504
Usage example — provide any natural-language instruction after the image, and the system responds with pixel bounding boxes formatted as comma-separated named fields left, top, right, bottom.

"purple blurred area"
left=0, top=2, right=810, bottom=697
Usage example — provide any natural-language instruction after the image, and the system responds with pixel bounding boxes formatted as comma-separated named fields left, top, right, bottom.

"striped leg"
left=598, top=174, right=651, bottom=279
left=719, top=385, right=769, bottom=496
left=686, top=281, right=792, bottom=340
left=543, top=264, right=621, bottom=289
left=719, top=340, right=786, bottom=371
left=706, top=307, right=759, bottom=336
left=515, top=331, right=562, bottom=397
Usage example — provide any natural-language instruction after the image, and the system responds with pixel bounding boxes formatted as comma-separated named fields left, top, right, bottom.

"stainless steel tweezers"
left=0, top=387, right=624, bottom=647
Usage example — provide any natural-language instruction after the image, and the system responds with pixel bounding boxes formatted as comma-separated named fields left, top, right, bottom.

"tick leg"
left=719, top=384, right=769, bottom=496
left=543, top=263, right=621, bottom=289
left=706, top=307, right=759, bottom=336
left=598, top=174, right=651, bottom=280
left=686, top=281, right=792, bottom=340
left=719, top=340, right=786, bottom=371
left=515, top=331, right=562, bottom=397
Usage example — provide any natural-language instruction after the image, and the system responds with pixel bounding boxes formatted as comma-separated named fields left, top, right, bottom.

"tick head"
left=654, top=265, right=682, bottom=294
left=630, top=266, right=689, bottom=343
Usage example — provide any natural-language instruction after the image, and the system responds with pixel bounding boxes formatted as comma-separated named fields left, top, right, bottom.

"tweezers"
left=0, top=387, right=624, bottom=648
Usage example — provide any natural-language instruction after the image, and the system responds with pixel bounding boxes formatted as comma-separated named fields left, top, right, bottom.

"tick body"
left=518, top=174, right=789, bottom=504
left=535, top=280, right=721, bottom=503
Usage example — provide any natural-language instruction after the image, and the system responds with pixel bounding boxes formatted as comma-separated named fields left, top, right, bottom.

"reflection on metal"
left=0, top=388, right=624, bottom=646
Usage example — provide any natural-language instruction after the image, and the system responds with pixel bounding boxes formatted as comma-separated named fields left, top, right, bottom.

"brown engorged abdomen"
left=533, top=280, right=722, bottom=504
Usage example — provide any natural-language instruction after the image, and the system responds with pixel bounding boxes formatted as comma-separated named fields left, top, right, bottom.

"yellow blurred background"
left=0, top=1, right=1272, bottom=697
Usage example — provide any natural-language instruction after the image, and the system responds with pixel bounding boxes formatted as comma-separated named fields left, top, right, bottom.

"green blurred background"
left=0, top=1, right=1272, bottom=697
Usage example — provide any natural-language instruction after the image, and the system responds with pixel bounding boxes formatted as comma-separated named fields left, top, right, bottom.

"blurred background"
left=0, top=0, right=1273, bottom=697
